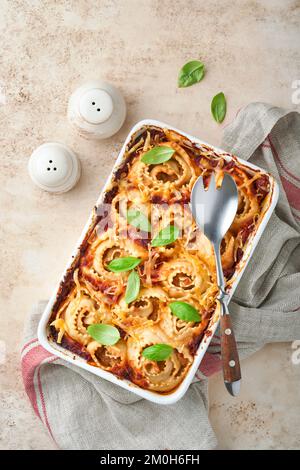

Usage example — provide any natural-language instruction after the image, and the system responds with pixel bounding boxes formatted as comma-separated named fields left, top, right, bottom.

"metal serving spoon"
left=191, top=173, right=241, bottom=396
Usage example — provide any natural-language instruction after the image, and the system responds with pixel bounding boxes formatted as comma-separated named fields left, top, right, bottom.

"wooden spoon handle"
left=220, top=313, right=241, bottom=390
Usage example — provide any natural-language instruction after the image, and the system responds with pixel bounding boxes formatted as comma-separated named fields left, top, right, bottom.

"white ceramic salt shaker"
left=67, top=81, right=126, bottom=139
left=28, top=143, right=81, bottom=193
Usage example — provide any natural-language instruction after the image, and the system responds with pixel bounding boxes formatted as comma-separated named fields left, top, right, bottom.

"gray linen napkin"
left=22, top=103, right=300, bottom=449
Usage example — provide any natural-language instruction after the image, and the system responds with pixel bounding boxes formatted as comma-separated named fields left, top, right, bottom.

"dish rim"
left=38, top=118, right=279, bottom=405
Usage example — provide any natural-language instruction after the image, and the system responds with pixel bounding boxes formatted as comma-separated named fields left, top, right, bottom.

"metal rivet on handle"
left=225, top=328, right=231, bottom=335
left=229, top=360, right=236, bottom=367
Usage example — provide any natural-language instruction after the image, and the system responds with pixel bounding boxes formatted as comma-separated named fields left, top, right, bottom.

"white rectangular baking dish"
left=38, top=119, right=279, bottom=405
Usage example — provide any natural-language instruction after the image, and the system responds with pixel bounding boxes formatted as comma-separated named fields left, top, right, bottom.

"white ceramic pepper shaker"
left=67, top=80, right=126, bottom=139
left=28, top=143, right=81, bottom=193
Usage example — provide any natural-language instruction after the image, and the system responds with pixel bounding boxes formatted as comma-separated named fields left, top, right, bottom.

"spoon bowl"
left=191, top=173, right=238, bottom=246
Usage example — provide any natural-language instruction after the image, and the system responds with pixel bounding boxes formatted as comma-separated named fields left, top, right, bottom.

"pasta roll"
left=127, top=327, right=190, bottom=392
left=80, top=229, right=147, bottom=304
left=87, top=339, right=127, bottom=373
left=115, top=287, right=168, bottom=330
left=230, top=169, right=260, bottom=233
left=130, top=142, right=196, bottom=201
left=157, top=256, right=213, bottom=299
left=159, top=302, right=208, bottom=344
left=63, top=293, right=101, bottom=346
left=220, top=231, right=235, bottom=270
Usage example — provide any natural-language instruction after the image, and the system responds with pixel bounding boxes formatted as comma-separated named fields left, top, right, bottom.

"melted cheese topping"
left=50, top=125, right=272, bottom=394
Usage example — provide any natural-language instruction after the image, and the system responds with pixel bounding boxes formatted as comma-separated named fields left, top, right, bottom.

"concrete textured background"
left=0, top=0, right=300, bottom=449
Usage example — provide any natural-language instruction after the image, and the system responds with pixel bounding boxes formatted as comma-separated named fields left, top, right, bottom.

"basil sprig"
left=127, top=209, right=151, bottom=232
left=142, top=344, right=173, bottom=361
left=87, top=324, right=120, bottom=345
left=107, top=256, right=141, bottom=272
left=151, top=224, right=179, bottom=247
left=169, top=301, right=201, bottom=323
left=211, top=92, right=227, bottom=123
left=178, top=60, right=205, bottom=88
left=141, top=146, right=175, bottom=165
left=125, top=270, right=140, bottom=304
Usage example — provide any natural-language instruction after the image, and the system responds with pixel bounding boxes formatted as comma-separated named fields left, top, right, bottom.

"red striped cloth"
left=21, top=338, right=58, bottom=444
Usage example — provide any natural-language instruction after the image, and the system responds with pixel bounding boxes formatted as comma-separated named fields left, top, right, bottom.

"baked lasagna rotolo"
left=49, top=125, right=273, bottom=394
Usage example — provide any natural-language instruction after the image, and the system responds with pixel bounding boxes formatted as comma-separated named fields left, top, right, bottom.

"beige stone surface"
left=0, top=0, right=299, bottom=450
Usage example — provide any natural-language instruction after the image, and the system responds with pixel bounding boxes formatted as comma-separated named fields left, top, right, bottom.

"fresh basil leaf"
left=178, top=60, right=205, bottom=88
left=142, top=344, right=173, bottom=361
left=211, top=92, right=227, bottom=123
left=141, top=146, right=175, bottom=165
left=151, top=224, right=179, bottom=247
left=169, top=301, right=201, bottom=322
left=107, top=256, right=141, bottom=272
left=127, top=209, right=151, bottom=232
left=87, top=324, right=120, bottom=345
left=125, top=270, right=140, bottom=304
